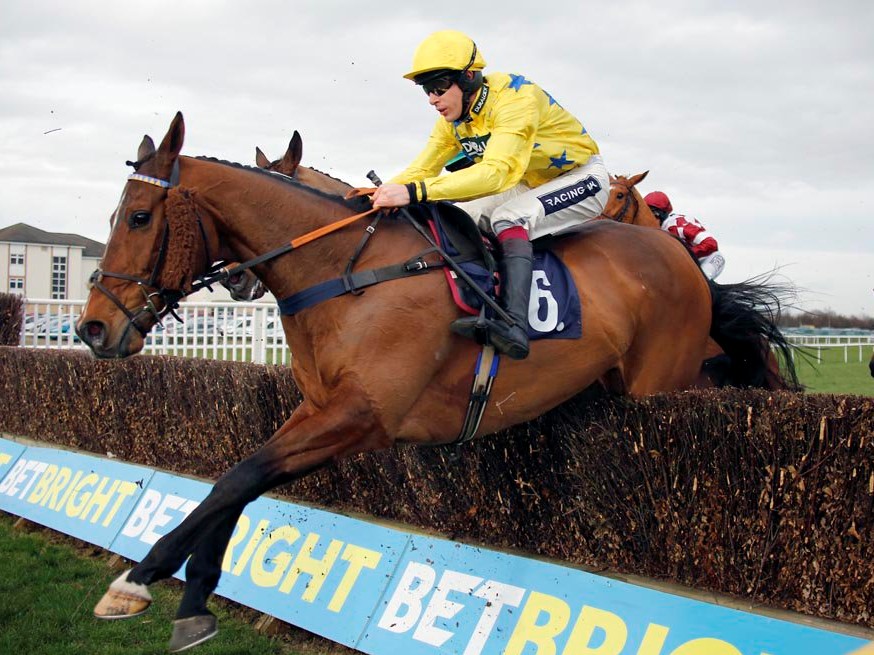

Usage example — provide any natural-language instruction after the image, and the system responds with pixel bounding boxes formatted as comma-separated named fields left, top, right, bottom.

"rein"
left=189, top=207, right=379, bottom=294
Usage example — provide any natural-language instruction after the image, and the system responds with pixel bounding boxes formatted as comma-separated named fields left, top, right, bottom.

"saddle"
left=276, top=198, right=582, bottom=342
left=405, top=202, right=582, bottom=341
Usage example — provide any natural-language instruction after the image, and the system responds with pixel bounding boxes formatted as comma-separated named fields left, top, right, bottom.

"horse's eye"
left=617, top=192, right=625, bottom=199
left=128, top=210, right=151, bottom=229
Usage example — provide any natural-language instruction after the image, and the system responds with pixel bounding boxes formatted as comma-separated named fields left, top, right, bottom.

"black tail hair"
left=708, top=273, right=801, bottom=390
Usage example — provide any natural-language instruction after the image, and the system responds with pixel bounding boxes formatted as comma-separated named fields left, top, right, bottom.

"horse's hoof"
left=168, top=614, right=218, bottom=652
left=93, top=569, right=152, bottom=619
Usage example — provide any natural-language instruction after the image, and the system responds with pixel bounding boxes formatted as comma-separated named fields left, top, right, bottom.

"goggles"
left=422, top=74, right=458, bottom=97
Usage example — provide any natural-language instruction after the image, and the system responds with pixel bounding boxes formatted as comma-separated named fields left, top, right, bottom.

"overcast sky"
left=1, top=0, right=871, bottom=315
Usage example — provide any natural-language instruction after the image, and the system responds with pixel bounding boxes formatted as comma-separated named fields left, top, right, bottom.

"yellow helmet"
left=403, top=30, right=487, bottom=81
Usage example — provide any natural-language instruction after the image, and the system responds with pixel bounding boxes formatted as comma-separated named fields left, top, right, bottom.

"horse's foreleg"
left=95, top=392, right=386, bottom=647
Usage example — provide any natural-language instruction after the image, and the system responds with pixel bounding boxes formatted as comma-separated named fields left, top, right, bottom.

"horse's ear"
left=629, top=171, right=649, bottom=187
left=279, top=131, right=303, bottom=176
left=157, top=111, right=185, bottom=162
left=255, top=147, right=270, bottom=169
left=137, top=135, right=156, bottom=162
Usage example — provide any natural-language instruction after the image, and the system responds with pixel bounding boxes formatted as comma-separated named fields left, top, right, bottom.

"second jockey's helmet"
left=644, top=191, right=673, bottom=214
left=404, top=30, right=487, bottom=82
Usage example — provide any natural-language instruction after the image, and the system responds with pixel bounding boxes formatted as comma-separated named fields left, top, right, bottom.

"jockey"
left=371, top=30, right=609, bottom=360
left=644, top=191, right=725, bottom=280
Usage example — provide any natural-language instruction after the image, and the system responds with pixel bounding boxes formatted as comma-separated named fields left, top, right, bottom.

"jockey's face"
left=650, top=207, right=669, bottom=224
left=428, top=82, right=463, bottom=122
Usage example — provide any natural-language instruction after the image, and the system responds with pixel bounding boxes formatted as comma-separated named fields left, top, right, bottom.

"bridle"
left=87, top=159, right=378, bottom=341
left=88, top=161, right=213, bottom=340
left=599, top=178, right=638, bottom=224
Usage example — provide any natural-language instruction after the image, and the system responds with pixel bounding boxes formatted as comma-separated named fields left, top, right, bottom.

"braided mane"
left=193, top=156, right=370, bottom=212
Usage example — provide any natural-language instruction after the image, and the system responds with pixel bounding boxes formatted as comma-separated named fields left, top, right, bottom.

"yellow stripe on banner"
left=849, top=643, right=874, bottom=655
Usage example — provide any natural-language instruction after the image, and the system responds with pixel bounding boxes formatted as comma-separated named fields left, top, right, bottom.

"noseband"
left=600, top=180, right=638, bottom=224
left=88, top=162, right=214, bottom=338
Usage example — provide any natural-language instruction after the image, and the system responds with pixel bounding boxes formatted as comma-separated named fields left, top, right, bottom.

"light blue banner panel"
left=0, top=437, right=27, bottom=482
left=109, top=471, right=210, bottom=564
left=3, top=442, right=865, bottom=655
left=111, top=472, right=410, bottom=648
left=0, top=446, right=153, bottom=549
left=358, top=535, right=867, bottom=655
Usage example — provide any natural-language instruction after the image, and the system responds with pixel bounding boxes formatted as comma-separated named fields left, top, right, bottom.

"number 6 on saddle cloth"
left=425, top=202, right=582, bottom=341
left=277, top=201, right=582, bottom=342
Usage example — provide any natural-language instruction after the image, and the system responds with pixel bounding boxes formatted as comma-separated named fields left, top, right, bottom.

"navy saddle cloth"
left=416, top=202, right=582, bottom=341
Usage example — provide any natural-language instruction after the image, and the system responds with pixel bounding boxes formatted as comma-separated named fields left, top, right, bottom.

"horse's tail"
left=707, top=274, right=801, bottom=390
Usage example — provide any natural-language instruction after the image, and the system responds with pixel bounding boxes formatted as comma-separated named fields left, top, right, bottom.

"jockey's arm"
left=389, top=120, right=459, bottom=186
left=681, top=219, right=719, bottom=258
left=421, top=95, right=537, bottom=202
left=376, top=94, right=537, bottom=208
left=375, top=120, right=457, bottom=207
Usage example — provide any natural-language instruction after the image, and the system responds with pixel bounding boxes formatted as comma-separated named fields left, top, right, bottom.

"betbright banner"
left=0, top=443, right=152, bottom=548
left=0, top=438, right=867, bottom=655
left=0, top=436, right=26, bottom=482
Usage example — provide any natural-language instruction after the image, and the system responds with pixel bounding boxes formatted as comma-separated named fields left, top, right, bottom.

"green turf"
left=0, top=514, right=319, bottom=655
left=789, top=345, right=874, bottom=396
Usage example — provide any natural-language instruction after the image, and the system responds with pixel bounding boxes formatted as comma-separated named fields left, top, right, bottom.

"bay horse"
left=600, top=171, right=798, bottom=390
left=216, top=132, right=354, bottom=302
left=77, top=113, right=792, bottom=651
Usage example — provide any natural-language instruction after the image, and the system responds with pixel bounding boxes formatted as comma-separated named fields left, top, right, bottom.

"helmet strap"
left=457, top=70, right=484, bottom=123
left=454, top=40, right=483, bottom=122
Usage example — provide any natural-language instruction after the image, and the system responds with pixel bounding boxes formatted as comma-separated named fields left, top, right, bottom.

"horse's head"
left=76, top=112, right=217, bottom=357
left=600, top=171, right=659, bottom=228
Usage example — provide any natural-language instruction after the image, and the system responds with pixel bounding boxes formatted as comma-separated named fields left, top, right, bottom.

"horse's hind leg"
left=621, top=316, right=710, bottom=395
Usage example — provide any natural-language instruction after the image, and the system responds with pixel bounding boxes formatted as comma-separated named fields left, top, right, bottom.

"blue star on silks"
left=544, top=90, right=562, bottom=107
left=508, top=74, right=532, bottom=91
left=548, top=149, right=575, bottom=169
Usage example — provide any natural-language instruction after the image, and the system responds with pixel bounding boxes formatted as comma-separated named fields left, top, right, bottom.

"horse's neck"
left=186, top=158, right=359, bottom=298
left=295, top=166, right=352, bottom=195
left=631, top=190, right=661, bottom=228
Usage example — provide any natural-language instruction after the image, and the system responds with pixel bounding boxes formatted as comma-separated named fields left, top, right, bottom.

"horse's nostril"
left=81, top=320, right=106, bottom=345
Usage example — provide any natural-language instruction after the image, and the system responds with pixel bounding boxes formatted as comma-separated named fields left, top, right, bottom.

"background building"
left=0, top=221, right=271, bottom=303
left=0, top=223, right=105, bottom=300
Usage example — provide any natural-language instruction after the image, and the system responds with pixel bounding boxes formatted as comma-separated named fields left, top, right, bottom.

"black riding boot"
left=451, top=237, right=533, bottom=360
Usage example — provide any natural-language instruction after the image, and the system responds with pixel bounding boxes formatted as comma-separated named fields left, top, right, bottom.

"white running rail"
left=16, top=299, right=874, bottom=365
left=19, top=299, right=290, bottom=365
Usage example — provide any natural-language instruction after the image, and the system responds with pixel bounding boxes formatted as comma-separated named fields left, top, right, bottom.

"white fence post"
left=252, top=306, right=266, bottom=364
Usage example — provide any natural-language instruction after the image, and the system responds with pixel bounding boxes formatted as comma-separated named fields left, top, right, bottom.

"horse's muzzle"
left=76, top=319, right=138, bottom=359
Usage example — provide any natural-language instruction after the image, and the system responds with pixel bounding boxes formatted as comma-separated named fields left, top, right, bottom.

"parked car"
left=36, top=314, right=80, bottom=341
left=223, top=316, right=255, bottom=338
left=183, top=316, right=224, bottom=337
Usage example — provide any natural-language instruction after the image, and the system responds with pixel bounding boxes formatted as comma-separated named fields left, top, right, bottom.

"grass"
left=790, top=345, right=874, bottom=396
left=0, top=513, right=345, bottom=655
